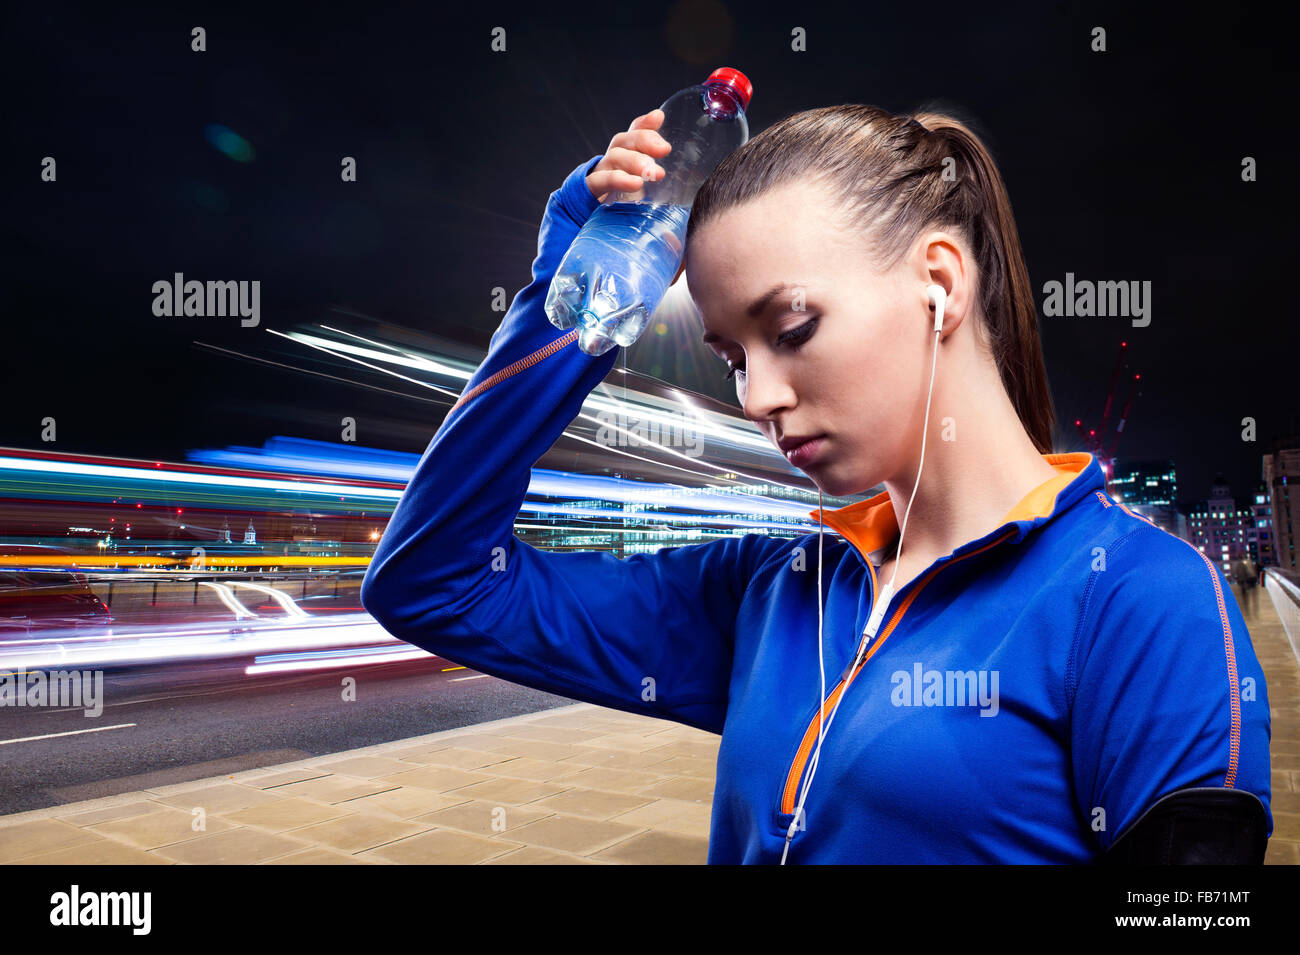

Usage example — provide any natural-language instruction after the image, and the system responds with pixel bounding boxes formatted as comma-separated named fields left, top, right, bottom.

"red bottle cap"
left=705, top=67, right=753, bottom=111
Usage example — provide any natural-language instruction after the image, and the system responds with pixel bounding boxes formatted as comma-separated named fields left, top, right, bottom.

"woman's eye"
left=777, top=317, right=818, bottom=348
left=720, top=318, right=818, bottom=381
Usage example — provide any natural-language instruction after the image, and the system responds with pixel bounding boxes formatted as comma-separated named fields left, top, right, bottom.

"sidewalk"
left=0, top=704, right=717, bottom=864
left=1249, top=577, right=1300, bottom=864
left=1, top=580, right=1297, bottom=865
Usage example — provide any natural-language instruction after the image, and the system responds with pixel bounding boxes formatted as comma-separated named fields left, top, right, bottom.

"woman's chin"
left=806, top=460, right=881, bottom=499
left=806, top=467, right=856, bottom=499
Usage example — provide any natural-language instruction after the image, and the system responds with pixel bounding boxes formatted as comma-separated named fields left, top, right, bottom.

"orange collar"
left=806, top=452, right=1094, bottom=562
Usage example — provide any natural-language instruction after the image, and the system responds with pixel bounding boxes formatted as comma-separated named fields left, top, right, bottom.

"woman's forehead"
left=687, top=184, right=858, bottom=280
left=685, top=183, right=884, bottom=339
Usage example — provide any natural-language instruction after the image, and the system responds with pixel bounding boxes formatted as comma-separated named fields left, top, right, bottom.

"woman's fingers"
left=588, top=168, right=654, bottom=204
left=609, top=125, right=672, bottom=159
left=627, top=108, right=664, bottom=132
left=587, top=109, right=672, bottom=203
left=606, top=145, right=665, bottom=180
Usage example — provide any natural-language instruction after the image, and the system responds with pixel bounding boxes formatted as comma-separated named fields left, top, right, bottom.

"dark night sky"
left=4, top=0, right=1296, bottom=508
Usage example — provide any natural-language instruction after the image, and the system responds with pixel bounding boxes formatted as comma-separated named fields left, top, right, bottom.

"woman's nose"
left=740, top=356, right=797, bottom=423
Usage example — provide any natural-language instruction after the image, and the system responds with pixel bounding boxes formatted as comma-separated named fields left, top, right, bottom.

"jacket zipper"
left=779, top=528, right=1017, bottom=815
left=449, top=329, right=578, bottom=415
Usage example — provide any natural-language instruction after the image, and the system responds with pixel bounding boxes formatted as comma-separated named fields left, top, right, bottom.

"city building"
left=1106, top=458, right=1183, bottom=537
left=1188, top=476, right=1254, bottom=579
left=1252, top=480, right=1274, bottom=568
left=1264, top=438, right=1300, bottom=574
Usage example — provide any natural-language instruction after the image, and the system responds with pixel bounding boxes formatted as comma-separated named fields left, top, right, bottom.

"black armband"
left=1100, top=787, right=1268, bottom=864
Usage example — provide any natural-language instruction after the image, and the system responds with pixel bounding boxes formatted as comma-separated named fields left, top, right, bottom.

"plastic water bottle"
left=546, top=67, right=753, bottom=356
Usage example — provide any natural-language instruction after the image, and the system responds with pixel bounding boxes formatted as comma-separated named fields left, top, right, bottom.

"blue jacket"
left=360, top=154, right=1272, bottom=863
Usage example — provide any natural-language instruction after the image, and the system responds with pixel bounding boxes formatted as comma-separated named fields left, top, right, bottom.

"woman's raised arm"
left=361, top=139, right=782, bottom=734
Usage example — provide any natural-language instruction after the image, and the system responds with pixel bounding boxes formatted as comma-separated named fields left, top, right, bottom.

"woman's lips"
left=785, top=435, right=827, bottom=467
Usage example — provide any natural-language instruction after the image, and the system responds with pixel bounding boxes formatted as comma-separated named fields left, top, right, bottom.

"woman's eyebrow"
left=700, top=283, right=800, bottom=345
left=746, top=282, right=798, bottom=317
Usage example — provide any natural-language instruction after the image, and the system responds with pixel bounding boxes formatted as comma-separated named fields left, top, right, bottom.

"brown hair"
left=685, top=104, right=1057, bottom=453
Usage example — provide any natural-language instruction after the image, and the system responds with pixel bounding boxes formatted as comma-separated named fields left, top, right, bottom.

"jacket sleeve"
left=1068, top=527, right=1273, bottom=852
left=359, top=154, right=777, bottom=735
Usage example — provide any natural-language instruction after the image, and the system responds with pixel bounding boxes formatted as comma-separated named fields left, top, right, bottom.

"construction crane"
left=1072, top=340, right=1142, bottom=480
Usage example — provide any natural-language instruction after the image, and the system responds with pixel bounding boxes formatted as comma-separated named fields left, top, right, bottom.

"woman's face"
left=684, top=180, right=932, bottom=498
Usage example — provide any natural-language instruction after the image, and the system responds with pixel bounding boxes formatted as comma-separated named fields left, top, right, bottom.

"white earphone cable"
left=780, top=289, right=944, bottom=864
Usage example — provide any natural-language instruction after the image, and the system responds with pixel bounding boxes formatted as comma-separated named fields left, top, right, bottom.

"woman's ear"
left=916, top=231, right=968, bottom=338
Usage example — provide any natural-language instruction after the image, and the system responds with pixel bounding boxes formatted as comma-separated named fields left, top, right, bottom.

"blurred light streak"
left=266, top=329, right=463, bottom=404
left=286, top=329, right=472, bottom=381
left=0, top=615, right=399, bottom=670
left=193, top=341, right=444, bottom=406
left=199, top=581, right=259, bottom=619
left=189, top=436, right=422, bottom=483
left=512, top=522, right=739, bottom=540
left=0, top=453, right=401, bottom=503
left=295, top=323, right=769, bottom=453
left=276, top=324, right=811, bottom=492
left=518, top=500, right=801, bottom=532
left=245, top=643, right=433, bottom=674
left=226, top=580, right=309, bottom=618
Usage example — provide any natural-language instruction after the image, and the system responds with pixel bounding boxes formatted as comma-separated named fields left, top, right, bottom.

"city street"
left=0, top=653, right=574, bottom=815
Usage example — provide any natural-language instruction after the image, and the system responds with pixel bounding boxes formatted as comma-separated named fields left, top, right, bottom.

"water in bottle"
left=546, top=67, right=753, bottom=356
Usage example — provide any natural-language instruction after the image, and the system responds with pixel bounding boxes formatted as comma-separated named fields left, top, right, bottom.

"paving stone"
left=489, top=757, right=581, bottom=782
left=224, top=798, right=351, bottom=832
left=607, top=797, right=713, bottom=835
left=560, top=747, right=678, bottom=771
left=482, top=846, right=600, bottom=865
left=358, top=829, right=522, bottom=864
left=1264, top=839, right=1300, bottom=864
left=591, top=829, right=708, bottom=864
left=247, top=769, right=332, bottom=790
left=263, top=847, right=376, bottom=864
left=152, top=827, right=312, bottom=864
left=635, top=776, right=715, bottom=803
left=310, top=756, right=420, bottom=779
left=339, top=789, right=473, bottom=819
left=502, top=813, right=645, bottom=855
left=371, top=766, right=493, bottom=794
left=451, top=777, right=571, bottom=806
left=287, top=812, right=432, bottom=854
left=409, top=799, right=554, bottom=836
left=53, top=801, right=163, bottom=827
left=544, top=765, right=666, bottom=793
left=269, top=775, right=400, bottom=804
left=530, top=788, right=655, bottom=821
left=405, top=747, right=520, bottom=771
left=85, top=807, right=237, bottom=851
left=0, top=818, right=109, bottom=861
left=17, top=836, right=170, bottom=865
left=153, top=783, right=285, bottom=815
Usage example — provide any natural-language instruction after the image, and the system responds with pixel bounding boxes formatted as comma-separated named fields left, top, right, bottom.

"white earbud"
left=926, top=284, right=946, bottom=332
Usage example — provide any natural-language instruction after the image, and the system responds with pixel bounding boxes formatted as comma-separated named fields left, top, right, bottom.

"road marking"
left=0, top=723, right=136, bottom=745
left=449, top=674, right=489, bottom=682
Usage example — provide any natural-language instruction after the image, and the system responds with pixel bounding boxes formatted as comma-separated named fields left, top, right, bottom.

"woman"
left=361, top=104, right=1272, bottom=864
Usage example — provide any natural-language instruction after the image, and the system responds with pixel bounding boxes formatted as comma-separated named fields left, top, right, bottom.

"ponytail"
left=915, top=114, right=1056, bottom=452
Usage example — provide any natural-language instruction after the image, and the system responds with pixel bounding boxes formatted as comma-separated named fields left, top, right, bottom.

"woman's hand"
left=586, top=108, right=672, bottom=204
